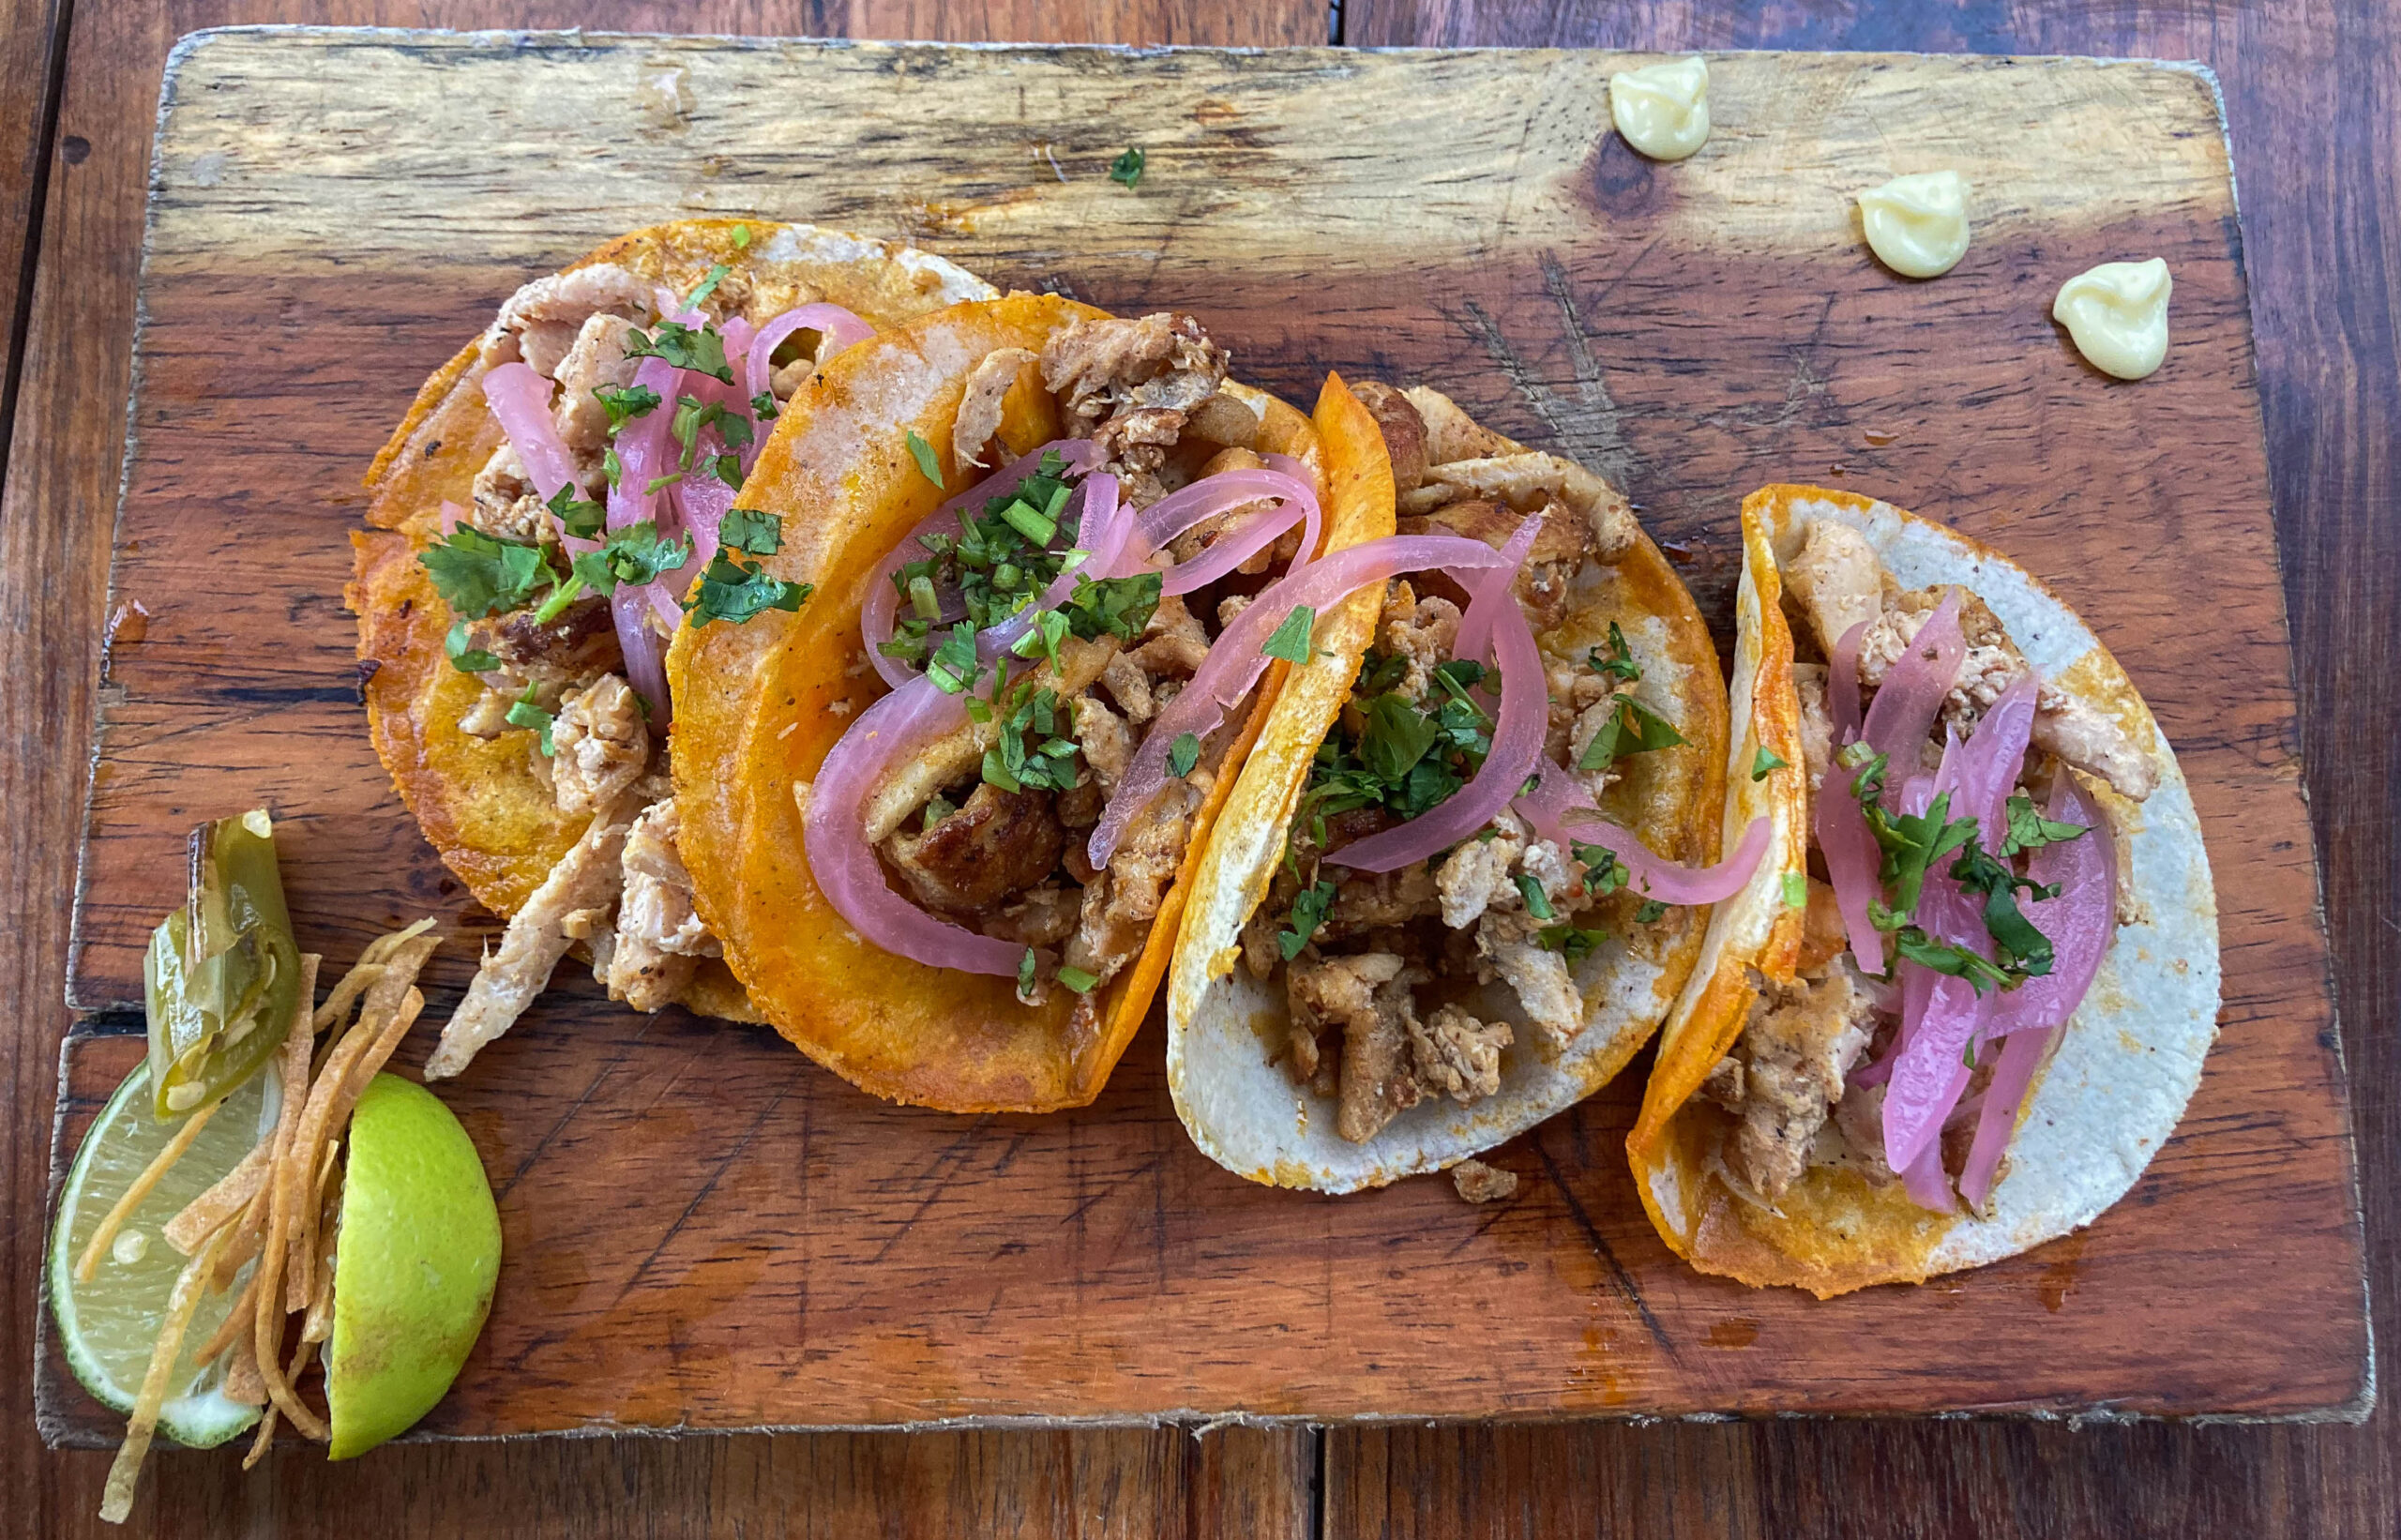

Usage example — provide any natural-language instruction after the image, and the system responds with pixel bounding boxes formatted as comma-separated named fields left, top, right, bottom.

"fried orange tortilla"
left=1630, top=486, right=2219, bottom=1296
left=667, top=295, right=1371, bottom=1111
left=348, top=220, right=992, bottom=1020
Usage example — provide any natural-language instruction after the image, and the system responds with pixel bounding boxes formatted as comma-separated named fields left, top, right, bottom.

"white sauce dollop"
left=1857, top=171, right=1971, bottom=279
left=2052, top=259, right=2173, bottom=380
left=1609, top=57, right=1712, bottom=161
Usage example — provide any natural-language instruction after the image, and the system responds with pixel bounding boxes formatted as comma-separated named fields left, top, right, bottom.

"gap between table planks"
left=47, top=30, right=2363, bottom=1441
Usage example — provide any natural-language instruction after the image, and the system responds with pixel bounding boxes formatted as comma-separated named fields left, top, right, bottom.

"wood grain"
left=1333, top=5, right=2401, bottom=1538
left=43, top=25, right=2357, bottom=1445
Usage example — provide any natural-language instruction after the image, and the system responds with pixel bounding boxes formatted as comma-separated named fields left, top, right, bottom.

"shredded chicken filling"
left=1240, top=384, right=1664, bottom=1145
left=1700, top=519, right=2156, bottom=1206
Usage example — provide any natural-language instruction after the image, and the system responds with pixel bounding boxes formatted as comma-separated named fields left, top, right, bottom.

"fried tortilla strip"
left=426, top=804, right=633, bottom=1080
left=163, top=1140, right=271, bottom=1257
left=99, top=1225, right=233, bottom=1523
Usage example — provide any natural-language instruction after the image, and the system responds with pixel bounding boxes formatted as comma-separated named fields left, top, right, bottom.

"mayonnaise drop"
left=1609, top=57, right=1711, bottom=161
left=1857, top=171, right=1971, bottom=279
left=2052, top=259, right=2173, bottom=380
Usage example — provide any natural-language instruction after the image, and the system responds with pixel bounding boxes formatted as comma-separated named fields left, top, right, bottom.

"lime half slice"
left=48, top=1057, right=278, bottom=1448
left=325, top=1074, right=501, bottom=1459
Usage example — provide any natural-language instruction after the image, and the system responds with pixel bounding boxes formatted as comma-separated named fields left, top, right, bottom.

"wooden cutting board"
left=45, top=28, right=2365, bottom=1439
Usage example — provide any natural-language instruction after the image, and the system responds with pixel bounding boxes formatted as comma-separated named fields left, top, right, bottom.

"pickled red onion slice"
left=1327, top=520, right=1548, bottom=873
left=1125, top=469, right=1321, bottom=595
left=481, top=361, right=584, bottom=522
left=1515, top=762, right=1772, bottom=905
left=1953, top=774, right=2111, bottom=1205
left=1822, top=595, right=1967, bottom=969
left=1879, top=711, right=2021, bottom=1185
left=1860, top=589, right=1963, bottom=761
left=1817, top=749, right=1886, bottom=973
left=1087, top=533, right=1520, bottom=868
left=1986, top=771, right=2113, bottom=1040
left=607, top=358, right=682, bottom=536
left=804, top=675, right=1029, bottom=976
left=1952, top=676, right=2038, bottom=836
left=1880, top=870, right=1992, bottom=1181
left=1828, top=618, right=1865, bottom=741
left=859, top=440, right=1104, bottom=689
left=747, top=304, right=874, bottom=404
left=614, top=587, right=672, bottom=727
left=719, top=314, right=758, bottom=397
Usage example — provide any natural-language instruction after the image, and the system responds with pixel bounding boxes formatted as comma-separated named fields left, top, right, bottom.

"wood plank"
left=1332, top=4, right=2399, bottom=1538
left=2, top=7, right=1323, bottom=1540
left=0, top=0, right=67, bottom=481
left=40, top=25, right=2357, bottom=1452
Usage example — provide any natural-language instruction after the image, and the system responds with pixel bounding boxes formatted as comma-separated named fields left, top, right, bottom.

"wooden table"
left=3, top=3, right=2390, bottom=1534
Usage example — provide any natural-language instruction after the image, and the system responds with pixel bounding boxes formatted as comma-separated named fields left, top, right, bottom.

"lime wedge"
left=48, top=1057, right=279, bottom=1449
left=325, top=1074, right=500, bottom=1459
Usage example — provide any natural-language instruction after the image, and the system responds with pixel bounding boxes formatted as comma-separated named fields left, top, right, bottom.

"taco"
left=347, top=219, right=994, bottom=1078
left=666, top=295, right=1383, bottom=1112
left=1167, top=385, right=1759, bottom=1192
left=1630, top=485, right=2219, bottom=1296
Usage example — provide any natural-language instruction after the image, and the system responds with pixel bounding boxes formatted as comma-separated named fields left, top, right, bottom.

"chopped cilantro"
left=1010, top=608, right=1071, bottom=668
left=546, top=483, right=607, bottom=540
left=1538, top=925, right=1607, bottom=965
left=1572, top=841, right=1628, bottom=898
left=1018, top=947, right=1038, bottom=996
left=624, top=320, right=733, bottom=383
left=529, top=568, right=587, bottom=624
left=1838, top=746, right=2067, bottom=992
left=682, top=551, right=810, bottom=627
left=672, top=394, right=755, bottom=473
left=732, top=223, right=751, bottom=250
left=1752, top=746, right=1789, bottom=781
left=444, top=620, right=499, bottom=674
left=1354, top=650, right=1410, bottom=697
left=1515, top=873, right=1556, bottom=921
left=1588, top=621, right=1640, bottom=681
left=1577, top=694, right=1686, bottom=772
left=1169, top=732, right=1200, bottom=778
left=720, top=506, right=783, bottom=556
left=2000, top=792, right=2089, bottom=858
left=1109, top=145, right=1145, bottom=188
left=1277, top=880, right=1337, bottom=960
left=905, top=429, right=944, bottom=489
left=1062, top=571, right=1161, bottom=642
left=602, top=446, right=623, bottom=489
left=983, top=684, right=1081, bottom=794
left=926, top=621, right=984, bottom=695
left=750, top=389, right=778, bottom=421
left=1634, top=898, right=1669, bottom=924
left=1358, top=693, right=1442, bottom=784
left=419, top=526, right=553, bottom=619
left=1056, top=964, right=1101, bottom=993
left=1948, top=841, right=2061, bottom=980
left=1263, top=604, right=1317, bottom=664
left=569, top=521, right=692, bottom=596
left=594, top=383, right=661, bottom=432
left=1894, top=928, right=2015, bottom=993
left=883, top=453, right=1089, bottom=663
left=683, top=262, right=732, bottom=311
left=505, top=684, right=554, bottom=755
